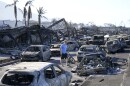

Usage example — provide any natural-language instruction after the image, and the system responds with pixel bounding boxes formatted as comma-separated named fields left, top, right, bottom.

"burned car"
left=117, top=37, right=127, bottom=49
left=21, top=45, right=51, bottom=62
left=77, top=45, right=106, bottom=62
left=62, top=41, right=79, bottom=51
left=72, top=53, right=127, bottom=76
left=50, top=44, right=61, bottom=57
left=105, top=39, right=121, bottom=53
left=89, top=35, right=104, bottom=45
left=0, top=62, right=72, bottom=86
left=72, top=53, right=107, bottom=76
left=9, top=49, right=22, bottom=60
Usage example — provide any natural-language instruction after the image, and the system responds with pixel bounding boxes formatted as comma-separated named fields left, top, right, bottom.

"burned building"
left=0, top=25, right=58, bottom=49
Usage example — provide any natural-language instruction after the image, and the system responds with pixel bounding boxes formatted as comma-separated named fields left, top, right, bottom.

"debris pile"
left=72, top=53, right=127, bottom=76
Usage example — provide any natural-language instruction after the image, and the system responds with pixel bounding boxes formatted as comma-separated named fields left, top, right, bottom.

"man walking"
left=60, top=40, right=68, bottom=66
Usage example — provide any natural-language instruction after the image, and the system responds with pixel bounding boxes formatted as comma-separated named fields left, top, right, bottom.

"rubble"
left=72, top=53, right=127, bottom=76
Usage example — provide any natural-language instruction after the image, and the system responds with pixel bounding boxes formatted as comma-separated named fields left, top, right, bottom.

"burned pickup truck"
left=89, top=35, right=104, bottom=45
left=72, top=53, right=127, bottom=76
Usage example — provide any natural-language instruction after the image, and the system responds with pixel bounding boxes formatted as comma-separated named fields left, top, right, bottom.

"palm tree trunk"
left=24, top=18, right=26, bottom=26
left=37, top=25, right=43, bottom=44
left=14, top=5, right=17, bottom=27
left=38, top=15, right=41, bottom=26
left=15, top=18, right=17, bottom=27
left=27, top=18, right=29, bottom=26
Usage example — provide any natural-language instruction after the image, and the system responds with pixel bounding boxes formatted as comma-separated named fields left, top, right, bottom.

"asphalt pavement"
left=0, top=49, right=130, bottom=86
left=121, top=56, right=130, bottom=86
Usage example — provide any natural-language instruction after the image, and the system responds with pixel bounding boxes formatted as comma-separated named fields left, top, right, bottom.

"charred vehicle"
left=72, top=53, right=107, bottom=76
left=117, top=37, right=127, bottom=49
left=63, top=41, right=79, bottom=51
left=89, top=35, right=104, bottom=45
left=0, top=62, right=72, bottom=86
left=67, top=41, right=79, bottom=51
left=122, top=34, right=130, bottom=45
left=77, top=45, right=106, bottom=62
left=105, top=39, right=121, bottom=53
left=72, top=53, right=127, bottom=76
left=21, top=45, right=51, bottom=62
left=50, top=44, right=61, bottom=57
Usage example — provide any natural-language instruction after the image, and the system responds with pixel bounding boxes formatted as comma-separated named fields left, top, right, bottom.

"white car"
left=21, top=45, right=51, bottom=62
left=0, top=62, right=72, bottom=86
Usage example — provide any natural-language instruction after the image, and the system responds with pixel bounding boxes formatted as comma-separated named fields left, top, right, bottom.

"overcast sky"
left=1, top=0, right=130, bottom=26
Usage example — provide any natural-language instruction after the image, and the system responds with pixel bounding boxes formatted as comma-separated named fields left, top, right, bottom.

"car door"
left=44, top=66, right=61, bottom=86
left=52, top=65, right=68, bottom=86
left=45, top=46, right=51, bottom=58
left=41, top=46, right=50, bottom=61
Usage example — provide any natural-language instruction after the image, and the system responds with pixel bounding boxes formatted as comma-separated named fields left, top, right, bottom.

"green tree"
left=5, top=0, right=19, bottom=27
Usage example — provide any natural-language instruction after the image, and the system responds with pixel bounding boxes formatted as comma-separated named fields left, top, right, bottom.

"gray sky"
left=1, top=0, right=130, bottom=26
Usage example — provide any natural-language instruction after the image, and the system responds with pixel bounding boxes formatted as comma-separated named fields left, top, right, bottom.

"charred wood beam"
left=46, top=18, right=65, bottom=29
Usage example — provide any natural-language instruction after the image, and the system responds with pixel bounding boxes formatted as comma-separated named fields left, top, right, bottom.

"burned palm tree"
left=37, top=7, right=47, bottom=26
left=18, top=7, right=27, bottom=26
left=35, top=7, right=47, bottom=44
left=25, top=0, right=34, bottom=26
left=5, top=0, right=19, bottom=27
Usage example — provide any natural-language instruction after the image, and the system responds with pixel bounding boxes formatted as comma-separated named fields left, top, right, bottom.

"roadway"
left=0, top=48, right=130, bottom=86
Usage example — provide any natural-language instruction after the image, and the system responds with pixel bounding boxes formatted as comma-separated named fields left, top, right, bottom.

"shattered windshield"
left=1, top=72, right=34, bottom=85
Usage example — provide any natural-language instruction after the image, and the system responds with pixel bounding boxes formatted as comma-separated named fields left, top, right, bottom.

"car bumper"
left=21, top=56, right=40, bottom=61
